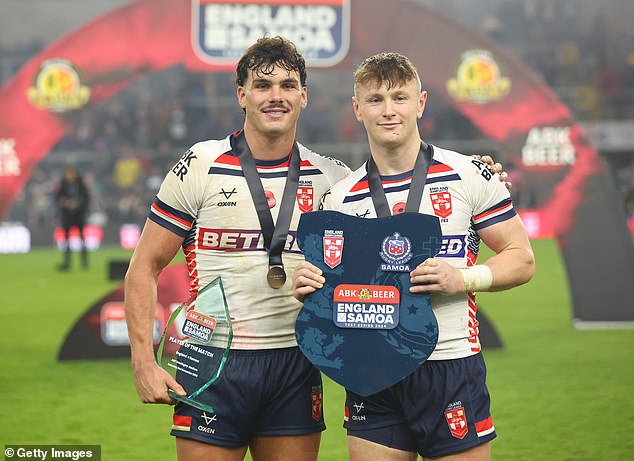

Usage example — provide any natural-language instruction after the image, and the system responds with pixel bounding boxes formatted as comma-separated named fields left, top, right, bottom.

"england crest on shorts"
left=323, top=230, right=344, bottom=269
left=445, top=405, right=468, bottom=439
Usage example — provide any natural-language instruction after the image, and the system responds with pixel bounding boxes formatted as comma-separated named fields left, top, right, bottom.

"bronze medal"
left=267, top=266, right=286, bottom=289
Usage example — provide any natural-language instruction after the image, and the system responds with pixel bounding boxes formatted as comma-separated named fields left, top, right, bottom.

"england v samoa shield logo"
left=297, top=211, right=442, bottom=397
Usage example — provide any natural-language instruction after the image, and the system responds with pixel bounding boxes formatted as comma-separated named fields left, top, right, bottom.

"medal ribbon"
left=233, top=130, right=301, bottom=269
left=367, top=142, right=432, bottom=218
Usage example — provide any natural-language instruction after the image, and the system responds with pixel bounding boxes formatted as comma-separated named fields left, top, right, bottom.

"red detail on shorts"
left=173, top=415, right=192, bottom=428
left=475, top=416, right=494, bottom=437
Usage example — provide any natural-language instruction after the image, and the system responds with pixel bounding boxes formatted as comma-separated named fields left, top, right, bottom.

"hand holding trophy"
left=156, top=277, right=232, bottom=413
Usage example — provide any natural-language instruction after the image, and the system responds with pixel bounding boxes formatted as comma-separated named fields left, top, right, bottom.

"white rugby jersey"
left=150, top=132, right=351, bottom=349
left=322, top=145, right=515, bottom=360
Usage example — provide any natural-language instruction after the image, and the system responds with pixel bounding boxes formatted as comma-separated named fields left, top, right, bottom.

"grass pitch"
left=1, top=240, right=633, bottom=460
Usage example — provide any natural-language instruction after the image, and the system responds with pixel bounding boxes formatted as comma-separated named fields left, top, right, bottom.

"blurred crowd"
left=2, top=0, right=633, bottom=244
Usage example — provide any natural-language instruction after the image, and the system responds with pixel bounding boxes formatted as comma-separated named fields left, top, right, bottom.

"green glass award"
left=156, top=277, right=232, bottom=413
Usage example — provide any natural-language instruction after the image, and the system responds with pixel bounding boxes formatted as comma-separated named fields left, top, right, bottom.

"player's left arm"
left=475, top=215, right=535, bottom=291
left=409, top=217, right=534, bottom=294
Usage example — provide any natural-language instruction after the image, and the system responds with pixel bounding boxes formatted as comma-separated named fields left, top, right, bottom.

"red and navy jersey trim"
left=208, top=151, right=325, bottom=178
left=149, top=197, right=194, bottom=237
left=472, top=198, right=516, bottom=230
left=342, top=160, right=461, bottom=204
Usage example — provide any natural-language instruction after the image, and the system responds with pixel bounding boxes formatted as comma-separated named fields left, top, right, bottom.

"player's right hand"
left=292, top=261, right=325, bottom=302
left=133, top=361, right=186, bottom=405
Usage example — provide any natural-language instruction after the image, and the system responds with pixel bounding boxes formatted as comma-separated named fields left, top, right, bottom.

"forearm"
left=473, top=215, right=535, bottom=292
left=124, top=266, right=160, bottom=370
left=480, top=247, right=535, bottom=292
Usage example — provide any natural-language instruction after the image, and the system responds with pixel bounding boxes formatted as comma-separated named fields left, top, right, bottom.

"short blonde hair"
left=353, top=52, right=422, bottom=97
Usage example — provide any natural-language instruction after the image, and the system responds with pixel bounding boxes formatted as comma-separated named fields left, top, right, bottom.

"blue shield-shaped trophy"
left=296, top=211, right=442, bottom=396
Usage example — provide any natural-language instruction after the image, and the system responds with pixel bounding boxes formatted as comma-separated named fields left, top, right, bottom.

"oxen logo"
left=192, top=0, right=351, bottom=67
left=379, top=233, right=413, bottom=266
left=297, top=186, right=314, bottom=213
left=323, top=230, right=344, bottom=269
left=430, top=192, right=453, bottom=219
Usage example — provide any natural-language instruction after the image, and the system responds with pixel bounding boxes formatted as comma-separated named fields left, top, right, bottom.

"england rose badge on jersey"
left=323, top=230, right=344, bottom=268
left=297, top=186, right=314, bottom=212
left=430, top=191, right=453, bottom=218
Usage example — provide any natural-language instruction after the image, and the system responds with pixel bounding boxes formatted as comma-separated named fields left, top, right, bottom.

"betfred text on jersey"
left=437, top=235, right=467, bottom=258
left=198, top=227, right=300, bottom=252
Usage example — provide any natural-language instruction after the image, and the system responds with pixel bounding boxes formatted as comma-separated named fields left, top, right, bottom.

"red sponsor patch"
left=297, top=186, right=314, bottom=213
left=323, top=236, right=344, bottom=269
left=312, top=389, right=323, bottom=421
left=445, top=407, right=468, bottom=439
left=430, top=191, right=453, bottom=218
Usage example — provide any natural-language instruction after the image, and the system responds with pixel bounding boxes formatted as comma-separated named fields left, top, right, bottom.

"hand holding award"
left=156, top=277, right=232, bottom=413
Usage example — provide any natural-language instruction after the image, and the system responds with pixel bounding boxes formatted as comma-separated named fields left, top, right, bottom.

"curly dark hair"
left=236, top=36, right=307, bottom=87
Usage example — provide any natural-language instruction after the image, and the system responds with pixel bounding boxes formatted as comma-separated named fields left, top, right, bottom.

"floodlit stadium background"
left=1, top=1, right=633, bottom=459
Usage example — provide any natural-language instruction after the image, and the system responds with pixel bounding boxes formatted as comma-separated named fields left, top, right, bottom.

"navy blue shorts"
left=171, top=346, right=325, bottom=447
left=344, top=353, right=496, bottom=458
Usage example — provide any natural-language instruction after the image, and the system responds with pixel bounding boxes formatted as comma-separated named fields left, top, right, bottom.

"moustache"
left=263, top=103, right=289, bottom=111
